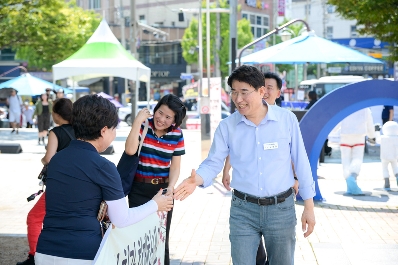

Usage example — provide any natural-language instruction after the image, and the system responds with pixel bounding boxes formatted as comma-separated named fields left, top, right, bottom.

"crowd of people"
left=5, top=88, right=66, bottom=145
left=8, top=66, right=396, bottom=265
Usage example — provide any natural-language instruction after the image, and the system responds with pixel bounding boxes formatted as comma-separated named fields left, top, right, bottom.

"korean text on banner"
left=92, top=212, right=167, bottom=265
left=278, top=0, right=285, bottom=16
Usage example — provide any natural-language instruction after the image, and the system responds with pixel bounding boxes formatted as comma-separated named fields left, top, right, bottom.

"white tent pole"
left=146, top=80, right=150, bottom=104
left=73, top=79, right=77, bottom=102
left=135, top=79, right=139, bottom=112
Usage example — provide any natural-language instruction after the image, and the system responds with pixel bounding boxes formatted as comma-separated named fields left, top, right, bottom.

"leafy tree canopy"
left=328, top=0, right=398, bottom=61
left=0, top=0, right=100, bottom=69
left=181, top=0, right=253, bottom=78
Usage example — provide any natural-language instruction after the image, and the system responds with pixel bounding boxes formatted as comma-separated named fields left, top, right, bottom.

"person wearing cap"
left=6, top=89, right=23, bottom=134
left=174, top=65, right=315, bottom=265
left=45, top=88, right=54, bottom=101
left=56, top=89, right=65, bottom=99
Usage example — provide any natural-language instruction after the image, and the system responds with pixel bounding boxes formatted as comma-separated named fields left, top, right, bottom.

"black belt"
left=233, top=188, right=293, bottom=206
left=134, top=177, right=169, bottom=184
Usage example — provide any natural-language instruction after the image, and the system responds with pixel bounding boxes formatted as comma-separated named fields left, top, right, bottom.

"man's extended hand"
left=301, top=199, right=316, bottom=238
left=174, top=169, right=197, bottom=201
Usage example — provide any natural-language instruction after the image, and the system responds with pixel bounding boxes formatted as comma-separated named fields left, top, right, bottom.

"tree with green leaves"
left=181, top=0, right=253, bottom=78
left=0, top=0, right=100, bottom=69
left=328, top=0, right=398, bottom=61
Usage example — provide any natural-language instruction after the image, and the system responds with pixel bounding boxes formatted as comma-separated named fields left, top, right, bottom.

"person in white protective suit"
left=380, top=121, right=398, bottom=189
left=339, top=108, right=376, bottom=195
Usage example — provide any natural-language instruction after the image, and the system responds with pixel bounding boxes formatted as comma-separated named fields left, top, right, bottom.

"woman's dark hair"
left=72, top=95, right=119, bottom=140
left=308, top=91, right=317, bottom=101
left=153, top=94, right=186, bottom=129
left=53, top=98, right=73, bottom=123
left=227, top=65, right=265, bottom=90
left=40, top=93, right=48, bottom=101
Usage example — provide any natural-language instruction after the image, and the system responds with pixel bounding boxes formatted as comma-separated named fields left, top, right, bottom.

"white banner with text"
left=92, top=212, right=167, bottom=265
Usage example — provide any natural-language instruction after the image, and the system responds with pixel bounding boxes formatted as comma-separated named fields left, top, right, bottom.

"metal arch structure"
left=299, top=80, right=398, bottom=201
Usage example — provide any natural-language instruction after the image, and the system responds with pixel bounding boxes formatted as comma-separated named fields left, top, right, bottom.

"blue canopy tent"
left=239, top=31, right=383, bottom=65
left=0, top=73, right=67, bottom=96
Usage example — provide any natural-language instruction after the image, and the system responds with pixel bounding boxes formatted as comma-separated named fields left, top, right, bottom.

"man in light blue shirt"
left=175, top=65, right=316, bottom=265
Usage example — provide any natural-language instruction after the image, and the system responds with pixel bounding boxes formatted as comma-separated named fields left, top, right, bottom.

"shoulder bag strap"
left=137, top=119, right=148, bottom=156
left=60, top=126, right=76, bottom=140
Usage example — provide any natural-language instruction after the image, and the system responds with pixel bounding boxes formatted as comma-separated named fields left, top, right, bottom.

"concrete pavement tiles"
left=1, top=128, right=398, bottom=265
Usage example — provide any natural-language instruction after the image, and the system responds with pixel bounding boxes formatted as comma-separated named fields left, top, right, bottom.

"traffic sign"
left=201, top=106, right=209, bottom=114
left=180, top=73, right=193, bottom=80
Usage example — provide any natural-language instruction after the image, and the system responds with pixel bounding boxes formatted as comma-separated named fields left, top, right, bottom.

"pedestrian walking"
left=338, top=108, right=376, bottom=195
left=23, top=103, right=34, bottom=128
left=7, top=89, right=23, bottom=134
left=380, top=121, right=398, bottom=189
left=33, top=93, right=52, bottom=145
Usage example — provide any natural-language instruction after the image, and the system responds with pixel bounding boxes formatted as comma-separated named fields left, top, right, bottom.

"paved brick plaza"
left=1, top=127, right=397, bottom=265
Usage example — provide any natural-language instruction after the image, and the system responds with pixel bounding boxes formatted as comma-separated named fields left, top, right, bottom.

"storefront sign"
left=327, top=67, right=342, bottom=74
left=278, top=0, right=285, bottom=16
left=342, top=64, right=385, bottom=74
left=151, top=71, right=170, bottom=77
left=182, top=82, right=199, bottom=98
left=245, top=0, right=268, bottom=10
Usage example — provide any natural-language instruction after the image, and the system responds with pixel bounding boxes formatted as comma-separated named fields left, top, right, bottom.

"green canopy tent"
left=52, top=19, right=150, bottom=104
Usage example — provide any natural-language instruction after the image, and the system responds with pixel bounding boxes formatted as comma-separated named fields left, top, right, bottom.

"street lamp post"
left=237, top=19, right=310, bottom=102
left=237, top=19, right=310, bottom=66
left=279, top=27, right=308, bottom=98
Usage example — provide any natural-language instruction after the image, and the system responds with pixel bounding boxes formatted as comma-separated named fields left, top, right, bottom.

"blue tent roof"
left=239, top=31, right=383, bottom=65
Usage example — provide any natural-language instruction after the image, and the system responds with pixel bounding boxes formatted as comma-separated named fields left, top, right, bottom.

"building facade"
left=77, top=0, right=278, bottom=101
left=290, top=0, right=391, bottom=78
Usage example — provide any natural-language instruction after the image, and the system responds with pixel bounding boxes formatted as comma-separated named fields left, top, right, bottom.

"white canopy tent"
left=52, top=19, right=150, bottom=105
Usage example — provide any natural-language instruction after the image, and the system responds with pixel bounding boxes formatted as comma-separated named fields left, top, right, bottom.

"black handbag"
left=117, top=120, right=148, bottom=196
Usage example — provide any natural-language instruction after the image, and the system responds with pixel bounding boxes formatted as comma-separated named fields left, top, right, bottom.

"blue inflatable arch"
left=299, top=80, right=398, bottom=201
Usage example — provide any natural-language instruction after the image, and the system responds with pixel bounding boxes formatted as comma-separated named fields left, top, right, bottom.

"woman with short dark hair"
left=35, top=95, right=173, bottom=265
left=125, top=94, right=187, bottom=265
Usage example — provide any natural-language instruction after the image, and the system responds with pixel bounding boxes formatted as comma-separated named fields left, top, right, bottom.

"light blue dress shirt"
left=196, top=103, right=316, bottom=200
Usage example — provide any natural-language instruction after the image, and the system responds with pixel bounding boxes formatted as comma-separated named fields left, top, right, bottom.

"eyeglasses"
left=228, top=89, right=256, bottom=99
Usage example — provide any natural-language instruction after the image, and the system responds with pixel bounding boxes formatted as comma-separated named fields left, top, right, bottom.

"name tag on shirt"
left=263, top=142, right=278, bottom=150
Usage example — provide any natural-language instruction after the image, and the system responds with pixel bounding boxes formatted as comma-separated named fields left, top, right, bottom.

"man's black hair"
left=72, top=95, right=119, bottom=140
left=227, top=65, right=265, bottom=90
left=263, top=72, right=282, bottom=90
left=153, top=94, right=187, bottom=129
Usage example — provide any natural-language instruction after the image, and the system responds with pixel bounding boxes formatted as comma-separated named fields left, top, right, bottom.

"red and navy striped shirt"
left=136, top=118, right=185, bottom=179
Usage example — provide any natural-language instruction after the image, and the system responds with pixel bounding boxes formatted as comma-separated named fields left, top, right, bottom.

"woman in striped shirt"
left=125, top=94, right=186, bottom=265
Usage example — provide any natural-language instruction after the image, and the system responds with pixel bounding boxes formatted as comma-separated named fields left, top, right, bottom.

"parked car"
left=182, top=110, right=231, bottom=130
left=118, top=101, right=157, bottom=126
